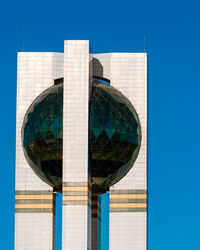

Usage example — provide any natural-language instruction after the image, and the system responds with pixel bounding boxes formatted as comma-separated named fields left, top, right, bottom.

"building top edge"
left=64, top=40, right=89, bottom=44
left=94, top=52, right=147, bottom=57
left=17, top=52, right=63, bottom=55
left=17, top=52, right=64, bottom=57
left=17, top=52, right=147, bottom=56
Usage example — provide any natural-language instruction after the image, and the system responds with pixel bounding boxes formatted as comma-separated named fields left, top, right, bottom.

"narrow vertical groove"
left=100, top=193, right=109, bottom=250
left=97, top=196, right=101, bottom=250
left=52, top=192, right=56, bottom=250
left=91, top=193, right=99, bottom=250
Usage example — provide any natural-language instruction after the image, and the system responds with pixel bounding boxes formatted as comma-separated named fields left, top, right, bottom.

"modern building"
left=15, top=40, right=147, bottom=250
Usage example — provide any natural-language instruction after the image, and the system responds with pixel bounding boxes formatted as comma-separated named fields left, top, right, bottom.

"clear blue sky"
left=1, top=0, right=200, bottom=249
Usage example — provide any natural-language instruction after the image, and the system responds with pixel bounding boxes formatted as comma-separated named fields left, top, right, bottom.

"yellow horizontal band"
left=15, top=204, right=53, bottom=209
left=63, top=196, right=88, bottom=201
left=62, top=187, right=88, bottom=192
left=15, top=195, right=53, bottom=200
left=110, top=203, right=147, bottom=208
left=110, top=194, right=147, bottom=199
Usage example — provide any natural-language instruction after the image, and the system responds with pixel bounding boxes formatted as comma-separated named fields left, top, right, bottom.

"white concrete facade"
left=16, top=52, right=64, bottom=191
left=62, top=40, right=89, bottom=250
left=94, top=53, right=147, bottom=250
left=15, top=41, right=147, bottom=250
left=15, top=52, right=63, bottom=250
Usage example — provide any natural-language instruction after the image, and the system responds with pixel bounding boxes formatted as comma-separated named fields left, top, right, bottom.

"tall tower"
left=15, top=40, right=147, bottom=250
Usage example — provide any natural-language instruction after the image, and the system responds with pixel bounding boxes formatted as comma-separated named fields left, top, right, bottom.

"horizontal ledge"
left=110, top=203, right=147, bottom=208
left=15, top=199, right=53, bottom=204
left=110, top=199, right=147, bottom=204
left=62, top=182, right=88, bottom=187
left=63, top=196, right=88, bottom=201
left=110, top=194, right=147, bottom=199
left=110, top=189, right=147, bottom=195
left=15, top=204, right=53, bottom=209
left=63, top=200, right=88, bottom=205
left=110, top=207, right=147, bottom=213
left=15, top=208, right=53, bottom=213
left=15, top=190, right=53, bottom=195
left=62, top=187, right=88, bottom=192
left=63, top=191, right=88, bottom=196
left=15, top=195, right=53, bottom=200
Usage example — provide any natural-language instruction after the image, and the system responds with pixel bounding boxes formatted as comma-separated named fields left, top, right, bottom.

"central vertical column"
left=62, top=40, right=90, bottom=250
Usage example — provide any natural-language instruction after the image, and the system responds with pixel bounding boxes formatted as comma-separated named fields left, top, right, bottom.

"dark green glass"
left=22, top=83, right=63, bottom=191
left=89, top=81, right=141, bottom=190
left=22, top=80, right=141, bottom=192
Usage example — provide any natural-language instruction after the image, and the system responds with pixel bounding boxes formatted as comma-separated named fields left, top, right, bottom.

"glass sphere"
left=22, top=80, right=141, bottom=192
left=89, top=81, right=141, bottom=190
left=22, top=84, right=63, bottom=191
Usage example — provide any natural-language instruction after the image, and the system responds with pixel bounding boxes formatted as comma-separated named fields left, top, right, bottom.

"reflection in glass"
left=22, top=78, right=141, bottom=193
left=22, top=83, right=63, bottom=191
left=89, top=81, right=141, bottom=191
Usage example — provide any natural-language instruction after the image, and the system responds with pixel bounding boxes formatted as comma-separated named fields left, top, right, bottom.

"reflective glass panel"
left=22, top=79, right=141, bottom=192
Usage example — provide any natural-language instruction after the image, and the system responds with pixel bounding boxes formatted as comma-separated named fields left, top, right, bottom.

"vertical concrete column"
left=15, top=52, right=64, bottom=250
left=62, top=40, right=89, bottom=250
left=109, top=53, right=147, bottom=250
left=93, top=53, right=147, bottom=250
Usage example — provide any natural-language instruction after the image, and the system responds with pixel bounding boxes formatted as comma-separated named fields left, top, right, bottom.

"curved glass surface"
left=89, top=81, right=141, bottom=190
left=22, top=79, right=141, bottom=192
left=22, top=83, right=63, bottom=191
